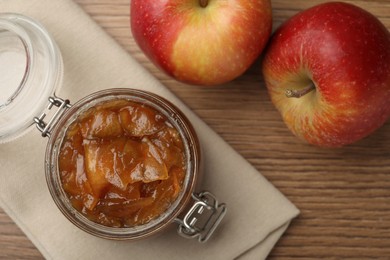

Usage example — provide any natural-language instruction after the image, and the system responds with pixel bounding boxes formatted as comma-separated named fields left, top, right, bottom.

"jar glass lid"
left=0, top=14, right=63, bottom=143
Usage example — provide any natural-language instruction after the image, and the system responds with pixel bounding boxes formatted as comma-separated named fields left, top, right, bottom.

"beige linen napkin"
left=0, top=0, right=299, bottom=259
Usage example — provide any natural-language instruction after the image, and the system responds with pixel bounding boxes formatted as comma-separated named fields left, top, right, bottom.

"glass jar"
left=42, top=89, right=226, bottom=241
left=0, top=14, right=226, bottom=242
left=0, top=13, right=63, bottom=143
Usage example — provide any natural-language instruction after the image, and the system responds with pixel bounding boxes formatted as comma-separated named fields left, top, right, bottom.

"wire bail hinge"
left=33, top=96, right=71, bottom=138
left=175, top=191, right=227, bottom=243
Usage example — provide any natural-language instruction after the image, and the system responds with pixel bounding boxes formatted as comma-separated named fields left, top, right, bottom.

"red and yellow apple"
left=131, top=0, right=272, bottom=86
left=262, top=2, right=390, bottom=147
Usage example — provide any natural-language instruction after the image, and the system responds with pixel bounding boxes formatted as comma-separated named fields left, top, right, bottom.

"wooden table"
left=1, top=0, right=390, bottom=258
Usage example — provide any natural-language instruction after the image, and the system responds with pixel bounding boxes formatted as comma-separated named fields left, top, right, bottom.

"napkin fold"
left=0, top=0, right=299, bottom=259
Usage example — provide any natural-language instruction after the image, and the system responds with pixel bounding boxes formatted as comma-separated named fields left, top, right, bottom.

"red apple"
left=131, top=0, right=272, bottom=86
left=262, top=2, right=390, bottom=147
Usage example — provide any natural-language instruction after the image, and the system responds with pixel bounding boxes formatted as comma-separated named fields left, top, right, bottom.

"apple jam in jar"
left=43, top=89, right=226, bottom=241
left=58, top=99, right=186, bottom=228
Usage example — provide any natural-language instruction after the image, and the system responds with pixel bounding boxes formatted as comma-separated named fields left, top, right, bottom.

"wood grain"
left=1, top=0, right=390, bottom=259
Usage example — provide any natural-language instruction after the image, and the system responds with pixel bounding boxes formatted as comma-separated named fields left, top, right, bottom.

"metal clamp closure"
left=33, top=96, right=71, bottom=138
left=175, top=191, right=227, bottom=243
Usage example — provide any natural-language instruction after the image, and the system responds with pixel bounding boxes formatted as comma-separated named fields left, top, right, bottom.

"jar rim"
left=45, top=89, right=201, bottom=240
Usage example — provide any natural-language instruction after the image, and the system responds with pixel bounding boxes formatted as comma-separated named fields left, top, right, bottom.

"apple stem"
left=285, top=83, right=316, bottom=98
left=199, top=0, right=208, bottom=8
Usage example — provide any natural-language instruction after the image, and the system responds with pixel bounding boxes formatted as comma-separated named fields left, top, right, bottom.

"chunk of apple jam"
left=58, top=99, right=186, bottom=227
